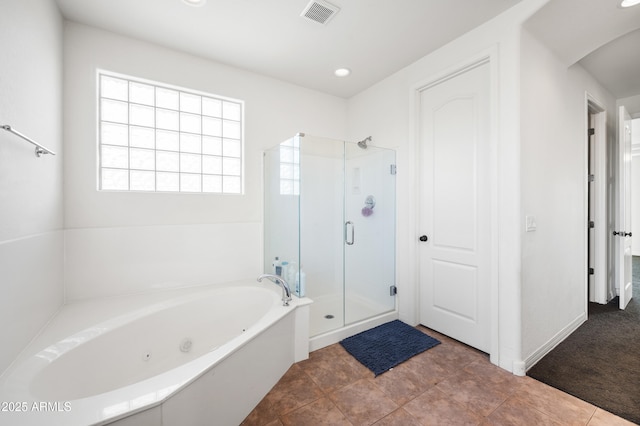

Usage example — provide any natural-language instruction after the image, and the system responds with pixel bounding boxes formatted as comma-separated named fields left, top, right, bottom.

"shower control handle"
left=345, top=221, right=355, bottom=245
left=419, top=235, right=428, bottom=242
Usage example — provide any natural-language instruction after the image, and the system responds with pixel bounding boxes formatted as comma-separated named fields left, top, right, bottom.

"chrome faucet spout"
left=257, top=274, right=292, bottom=306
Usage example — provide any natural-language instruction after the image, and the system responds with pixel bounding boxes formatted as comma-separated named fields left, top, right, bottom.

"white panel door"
left=617, top=106, right=633, bottom=309
left=418, top=61, right=491, bottom=352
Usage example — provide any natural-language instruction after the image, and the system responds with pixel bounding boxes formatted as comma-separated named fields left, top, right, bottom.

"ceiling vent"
left=300, top=0, right=340, bottom=25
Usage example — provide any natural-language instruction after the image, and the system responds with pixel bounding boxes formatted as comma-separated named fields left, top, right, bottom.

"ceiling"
left=579, top=28, right=640, bottom=101
left=55, top=0, right=521, bottom=98
left=524, top=0, right=640, bottom=113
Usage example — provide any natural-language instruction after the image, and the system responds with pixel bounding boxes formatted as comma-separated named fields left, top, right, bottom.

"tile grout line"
left=483, top=395, right=511, bottom=422
left=287, top=361, right=356, bottom=425
left=585, top=407, right=598, bottom=426
left=246, top=340, right=631, bottom=425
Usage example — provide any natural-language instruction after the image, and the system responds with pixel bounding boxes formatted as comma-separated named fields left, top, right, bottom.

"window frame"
left=96, top=69, right=245, bottom=195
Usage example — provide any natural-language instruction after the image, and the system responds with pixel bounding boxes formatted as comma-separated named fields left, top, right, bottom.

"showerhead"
left=357, top=136, right=372, bottom=149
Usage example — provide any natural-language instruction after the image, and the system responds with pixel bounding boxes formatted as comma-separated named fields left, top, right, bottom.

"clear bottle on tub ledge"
left=281, top=261, right=289, bottom=281
left=295, top=267, right=306, bottom=297
left=287, top=261, right=298, bottom=285
left=272, top=257, right=282, bottom=276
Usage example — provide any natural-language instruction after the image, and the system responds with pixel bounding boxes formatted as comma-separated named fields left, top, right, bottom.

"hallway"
left=527, top=257, right=640, bottom=424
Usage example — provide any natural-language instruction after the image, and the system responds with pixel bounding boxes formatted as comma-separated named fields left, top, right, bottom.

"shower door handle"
left=345, top=221, right=355, bottom=245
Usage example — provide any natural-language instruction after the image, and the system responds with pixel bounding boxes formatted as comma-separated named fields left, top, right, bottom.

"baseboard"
left=524, top=311, right=586, bottom=371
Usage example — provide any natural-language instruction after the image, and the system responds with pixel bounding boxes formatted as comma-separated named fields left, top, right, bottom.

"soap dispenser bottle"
left=272, top=257, right=282, bottom=276
left=287, top=261, right=298, bottom=285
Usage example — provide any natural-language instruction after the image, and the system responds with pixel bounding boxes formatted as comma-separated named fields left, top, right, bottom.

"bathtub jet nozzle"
left=257, top=274, right=292, bottom=306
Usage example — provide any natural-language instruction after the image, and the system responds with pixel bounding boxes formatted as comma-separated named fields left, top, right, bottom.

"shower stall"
left=264, top=133, right=396, bottom=345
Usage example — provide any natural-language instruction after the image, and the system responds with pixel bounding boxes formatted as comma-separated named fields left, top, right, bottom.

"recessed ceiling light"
left=182, top=0, right=206, bottom=7
left=620, top=0, right=640, bottom=7
left=334, top=68, right=351, bottom=77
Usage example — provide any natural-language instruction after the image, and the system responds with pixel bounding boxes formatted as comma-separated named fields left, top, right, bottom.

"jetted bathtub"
left=0, top=281, right=311, bottom=426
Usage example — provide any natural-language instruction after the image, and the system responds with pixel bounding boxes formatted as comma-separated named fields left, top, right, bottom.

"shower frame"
left=263, top=133, right=398, bottom=350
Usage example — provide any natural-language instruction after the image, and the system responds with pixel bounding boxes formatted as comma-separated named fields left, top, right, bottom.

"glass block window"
left=98, top=71, right=244, bottom=194
left=279, top=136, right=300, bottom=195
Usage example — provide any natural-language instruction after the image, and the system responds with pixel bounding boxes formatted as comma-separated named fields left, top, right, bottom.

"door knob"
left=419, top=235, right=428, bottom=242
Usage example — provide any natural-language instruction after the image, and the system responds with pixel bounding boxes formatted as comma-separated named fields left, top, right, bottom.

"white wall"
left=346, top=0, right=550, bottom=373
left=633, top=155, right=640, bottom=256
left=520, top=29, right=616, bottom=365
left=631, top=119, right=640, bottom=255
left=0, top=0, right=64, bottom=374
left=63, top=23, right=348, bottom=300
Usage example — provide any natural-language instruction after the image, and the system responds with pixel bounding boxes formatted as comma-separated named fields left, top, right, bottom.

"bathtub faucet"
left=257, top=274, right=292, bottom=306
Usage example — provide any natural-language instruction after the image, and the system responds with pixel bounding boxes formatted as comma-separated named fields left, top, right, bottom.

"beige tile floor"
left=242, top=326, right=635, bottom=426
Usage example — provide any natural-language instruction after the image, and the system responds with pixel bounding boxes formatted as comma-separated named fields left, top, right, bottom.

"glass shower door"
left=343, top=142, right=396, bottom=325
left=265, top=134, right=396, bottom=338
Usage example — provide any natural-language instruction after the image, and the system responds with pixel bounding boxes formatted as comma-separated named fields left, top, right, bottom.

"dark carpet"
left=340, top=320, right=440, bottom=376
left=527, top=256, right=640, bottom=424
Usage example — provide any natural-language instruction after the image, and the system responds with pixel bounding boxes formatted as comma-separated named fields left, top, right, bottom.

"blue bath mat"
left=340, top=320, right=440, bottom=376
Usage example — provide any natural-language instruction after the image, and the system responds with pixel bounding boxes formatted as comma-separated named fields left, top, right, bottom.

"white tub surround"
left=64, top=223, right=263, bottom=301
left=0, top=282, right=311, bottom=426
left=0, top=0, right=64, bottom=376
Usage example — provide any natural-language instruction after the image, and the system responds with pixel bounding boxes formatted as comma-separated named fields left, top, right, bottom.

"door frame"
left=585, top=93, right=608, bottom=306
left=409, top=48, right=500, bottom=367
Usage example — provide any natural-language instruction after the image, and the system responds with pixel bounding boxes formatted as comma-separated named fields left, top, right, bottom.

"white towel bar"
left=1, top=124, right=56, bottom=157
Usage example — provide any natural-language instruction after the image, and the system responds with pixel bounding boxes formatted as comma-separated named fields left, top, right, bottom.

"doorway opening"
left=586, top=95, right=608, bottom=309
